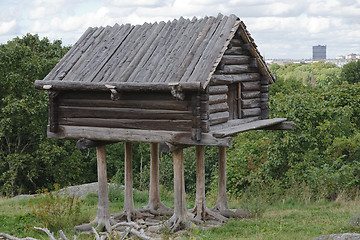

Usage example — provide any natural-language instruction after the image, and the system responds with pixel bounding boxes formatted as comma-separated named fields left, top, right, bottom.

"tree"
left=0, top=34, right=85, bottom=196
left=341, top=60, right=360, bottom=84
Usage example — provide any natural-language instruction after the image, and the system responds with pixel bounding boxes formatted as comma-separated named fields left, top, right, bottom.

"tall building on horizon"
left=313, top=45, right=326, bottom=60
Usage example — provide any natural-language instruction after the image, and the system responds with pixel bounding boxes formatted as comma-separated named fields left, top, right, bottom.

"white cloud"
left=0, top=20, right=17, bottom=35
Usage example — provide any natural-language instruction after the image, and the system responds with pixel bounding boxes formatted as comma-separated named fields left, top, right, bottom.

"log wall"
left=208, top=30, right=270, bottom=125
left=53, top=90, right=194, bottom=132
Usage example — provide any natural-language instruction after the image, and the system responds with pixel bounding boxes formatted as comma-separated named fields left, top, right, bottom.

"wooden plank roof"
left=36, top=14, right=274, bottom=91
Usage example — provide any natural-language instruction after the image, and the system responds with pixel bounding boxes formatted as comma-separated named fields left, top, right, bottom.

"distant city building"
left=346, top=54, right=358, bottom=59
left=313, top=45, right=326, bottom=60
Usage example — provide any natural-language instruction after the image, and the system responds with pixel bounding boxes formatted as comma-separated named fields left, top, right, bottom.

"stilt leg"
left=212, top=146, right=252, bottom=218
left=74, top=145, right=111, bottom=232
left=113, top=142, right=151, bottom=222
left=165, top=148, right=189, bottom=231
left=191, top=146, right=227, bottom=223
left=141, top=143, right=172, bottom=216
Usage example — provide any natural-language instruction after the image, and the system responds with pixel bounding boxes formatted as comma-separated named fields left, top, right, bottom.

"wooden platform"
left=211, top=118, right=287, bottom=137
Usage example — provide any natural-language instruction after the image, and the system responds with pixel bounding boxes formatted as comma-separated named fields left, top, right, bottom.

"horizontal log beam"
left=210, top=102, right=228, bottom=114
left=241, top=98, right=261, bottom=109
left=241, top=81, right=261, bottom=91
left=58, top=106, right=192, bottom=120
left=211, top=73, right=261, bottom=84
left=35, top=80, right=202, bottom=91
left=209, top=94, right=227, bottom=105
left=210, top=112, right=229, bottom=126
left=221, top=55, right=250, bottom=65
left=47, top=125, right=233, bottom=147
left=208, top=85, right=228, bottom=94
left=241, top=91, right=261, bottom=99
left=215, top=65, right=253, bottom=74
left=241, top=108, right=261, bottom=118
left=58, top=98, right=190, bottom=111
left=59, top=118, right=192, bottom=131
left=224, top=46, right=249, bottom=55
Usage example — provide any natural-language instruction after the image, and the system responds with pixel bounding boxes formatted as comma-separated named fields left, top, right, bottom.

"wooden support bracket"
left=168, top=83, right=185, bottom=101
left=105, top=84, right=120, bottom=101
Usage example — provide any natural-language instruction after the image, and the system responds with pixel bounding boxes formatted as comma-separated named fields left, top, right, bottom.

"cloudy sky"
left=1, top=0, right=359, bottom=59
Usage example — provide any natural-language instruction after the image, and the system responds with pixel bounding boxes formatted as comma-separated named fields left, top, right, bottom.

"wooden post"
left=124, top=142, right=135, bottom=221
left=214, top=146, right=228, bottom=210
left=212, top=146, right=252, bottom=218
left=95, top=145, right=111, bottom=231
left=149, top=143, right=160, bottom=206
left=143, top=143, right=172, bottom=215
left=194, top=145, right=206, bottom=219
left=166, top=148, right=187, bottom=231
left=191, top=146, right=227, bottom=222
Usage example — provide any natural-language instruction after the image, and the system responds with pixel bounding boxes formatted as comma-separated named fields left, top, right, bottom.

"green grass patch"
left=1, top=188, right=360, bottom=239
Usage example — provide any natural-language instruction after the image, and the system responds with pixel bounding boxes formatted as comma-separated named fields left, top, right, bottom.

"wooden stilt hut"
left=35, top=13, right=293, bottom=232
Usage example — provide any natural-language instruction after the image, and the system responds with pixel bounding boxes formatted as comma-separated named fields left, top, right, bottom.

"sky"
left=0, top=0, right=359, bottom=59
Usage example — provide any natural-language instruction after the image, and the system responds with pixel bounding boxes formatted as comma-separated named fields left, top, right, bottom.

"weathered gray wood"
left=249, top=58, right=258, bottom=68
left=95, top=145, right=111, bottom=231
left=167, top=148, right=187, bottom=231
left=143, top=143, right=171, bottom=214
left=58, top=106, right=192, bottom=120
left=211, top=73, right=261, bottom=84
left=241, top=91, right=261, bottom=99
left=201, top=120, right=210, bottom=133
left=210, top=112, right=229, bottom=126
left=96, top=24, right=146, bottom=82
left=35, top=80, right=202, bottom=91
left=209, top=94, right=227, bottom=105
left=64, top=26, right=110, bottom=82
left=209, top=116, right=260, bottom=132
left=212, top=146, right=228, bottom=211
left=260, top=102, right=269, bottom=110
left=57, top=27, right=104, bottom=81
left=150, top=17, right=192, bottom=83
left=186, top=15, right=238, bottom=85
left=59, top=98, right=190, bottom=111
left=241, top=108, right=261, bottom=118
left=227, top=84, right=238, bottom=120
left=212, top=118, right=287, bottom=137
left=241, top=98, right=261, bottom=109
left=59, top=118, right=192, bottom=131
left=261, top=76, right=270, bottom=85
left=162, top=18, right=208, bottom=83
left=221, top=55, right=250, bottom=65
left=48, top=91, right=59, bottom=133
left=216, top=65, right=251, bottom=74
left=208, top=85, right=228, bottom=94
left=210, top=102, right=228, bottom=114
left=262, top=121, right=295, bottom=130
left=44, top=27, right=96, bottom=81
left=261, top=85, right=269, bottom=93
left=261, top=108, right=270, bottom=120
left=241, top=81, right=261, bottom=91
left=230, top=38, right=243, bottom=46
left=47, top=125, right=233, bottom=147
left=180, top=16, right=221, bottom=83
left=191, top=93, right=202, bottom=141
left=261, top=93, right=270, bottom=102
left=224, top=46, right=248, bottom=55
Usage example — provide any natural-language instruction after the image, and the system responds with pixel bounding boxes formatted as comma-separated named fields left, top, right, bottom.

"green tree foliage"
left=269, top=62, right=341, bottom=92
left=340, top=60, right=360, bottom=84
left=0, top=34, right=87, bottom=196
left=226, top=64, right=360, bottom=200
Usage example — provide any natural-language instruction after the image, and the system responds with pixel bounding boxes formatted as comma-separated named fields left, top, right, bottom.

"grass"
left=1, top=189, right=360, bottom=239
